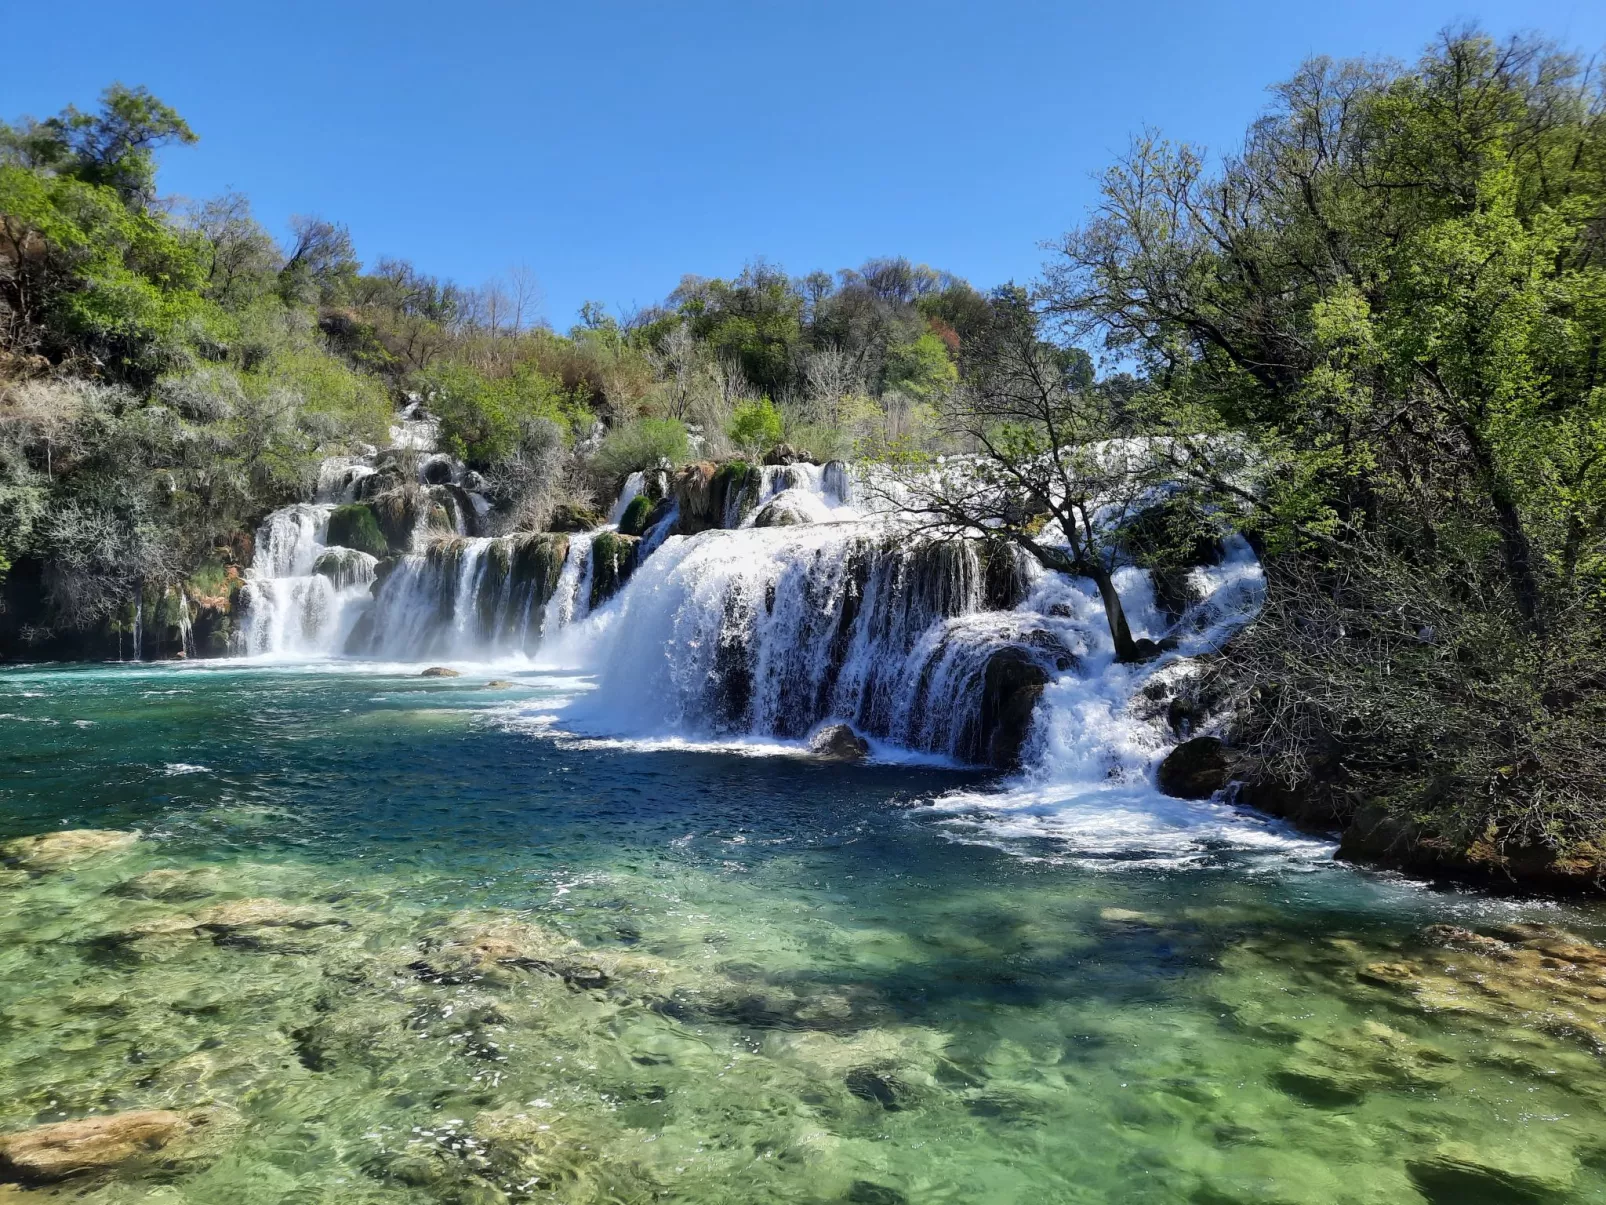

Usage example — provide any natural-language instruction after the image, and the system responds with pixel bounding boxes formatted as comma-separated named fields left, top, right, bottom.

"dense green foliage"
left=1032, top=32, right=1606, bottom=867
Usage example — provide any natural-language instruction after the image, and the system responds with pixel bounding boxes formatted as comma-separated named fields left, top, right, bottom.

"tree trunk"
left=1017, top=536, right=1144, bottom=662
left=1087, top=561, right=1143, bottom=663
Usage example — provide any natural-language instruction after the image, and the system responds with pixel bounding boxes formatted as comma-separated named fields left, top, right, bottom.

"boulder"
left=1407, top=1141, right=1576, bottom=1203
left=1, top=829, right=138, bottom=871
left=547, top=502, right=604, bottom=533
left=483, top=680, right=514, bottom=689
left=421, top=666, right=460, bottom=678
left=617, top=493, right=654, bottom=538
left=1156, top=736, right=1228, bottom=799
left=763, top=443, right=807, bottom=466
left=809, top=723, right=870, bottom=762
left=753, top=488, right=833, bottom=529
left=0, top=1109, right=215, bottom=1185
left=588, top=531, right=640, bottom=610
left=324, top=503, right=388, bottom=559
left=978, top=648, right=1050, bottom=769
left=111, top=868, right=221, bottom=900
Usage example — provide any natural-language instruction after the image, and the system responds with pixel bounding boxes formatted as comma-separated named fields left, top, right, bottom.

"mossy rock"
left=589, top=531, right=640, bottom=610
left=549, top=503, right=604, bottom=532
left=325, top=503, right=389, bottom=559
left=618, top=494, right=654, bottom=538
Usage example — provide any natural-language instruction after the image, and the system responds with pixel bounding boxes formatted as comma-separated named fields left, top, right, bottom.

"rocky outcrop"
left=618, top=494, right=654, bottom=537
left=0, top=1109, right=221, bottom=1185
left=1156, top=736, right=1229, bottom=799
left=977, top=648, right=1049, bottom=769
left=809, top=723, right=870, bottom=762
left=763, top=443, right=807, bottom=466
left=589, top=532, right=639, bottom=610
left=547, top=502, right=604, bottom=532
left=324, top=503, right=388, bottom=559
left=1, top=830, right=138, bottom=871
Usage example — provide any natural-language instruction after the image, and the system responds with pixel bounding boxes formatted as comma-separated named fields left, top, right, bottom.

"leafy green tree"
left=727, top=397, right=784, bottom=452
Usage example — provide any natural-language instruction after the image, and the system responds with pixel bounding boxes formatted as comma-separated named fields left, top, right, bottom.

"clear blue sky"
left=5, top=1, right=1603, bottom=326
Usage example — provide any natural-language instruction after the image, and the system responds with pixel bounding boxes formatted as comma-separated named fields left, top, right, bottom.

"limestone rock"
left=547, top=502, right=604, bottom=532
left=0, top=1109, right=216, bottom=1185
left=809, top=723, right=869, bottom=763
left=420, top=666, right=460, bottom=678
left=763, top=443, right=806, bottom=466
left=1407, top=1140, right=1576, bottom=1203
left=0, top=830, right=138, bottom=871
left=1156, top=736, right=1228, bottom=799
left=111, top=867, right=220, bottom=900
left=193, top=898, right=338, bottom=931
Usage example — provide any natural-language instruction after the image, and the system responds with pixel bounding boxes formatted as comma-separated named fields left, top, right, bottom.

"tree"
left=278, top=216, right=358, bottom=306
left=0, top=84, right=196, bottom=209
left=896, top=288, right=1157, bottom=662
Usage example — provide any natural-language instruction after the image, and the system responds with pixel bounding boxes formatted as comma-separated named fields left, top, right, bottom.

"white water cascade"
left=233, top=436, right=1320, bottom=866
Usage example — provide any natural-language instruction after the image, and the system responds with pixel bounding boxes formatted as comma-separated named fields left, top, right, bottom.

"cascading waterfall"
left=232, top=434, right=1286, bottom=861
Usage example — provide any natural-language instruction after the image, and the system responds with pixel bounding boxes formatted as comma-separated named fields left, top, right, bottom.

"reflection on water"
left=2, top=663, right=1605, bottom=1203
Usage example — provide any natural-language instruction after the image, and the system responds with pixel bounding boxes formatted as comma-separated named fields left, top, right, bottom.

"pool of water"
left=2, top=662, right=1605, bottom=1203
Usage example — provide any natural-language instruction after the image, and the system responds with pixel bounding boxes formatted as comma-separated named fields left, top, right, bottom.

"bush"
left=727, top=397, right=783, bottom=452
left=424, top=361, right=590, bottom=466
left=591, top=418, right=690, bottom=481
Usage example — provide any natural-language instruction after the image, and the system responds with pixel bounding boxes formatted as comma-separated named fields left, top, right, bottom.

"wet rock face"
left=1, top=830, right=138, bottom=871
left=589, top=531, right=640, bottom=610
left=1156, top=736, right=1228, bottom=799
left=978, top=648, right=1049, bottom=770
left=547, top=502, right=604, bottom=533
left=752, top=497, right=810, bottom=527
left=810, top=723, right=870, bottom=762
left=0, top=1109, right=213, bottom=1184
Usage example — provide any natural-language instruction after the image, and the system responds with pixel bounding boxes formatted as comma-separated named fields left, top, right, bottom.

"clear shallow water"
left=2, top=664, right=1606, bottom=1204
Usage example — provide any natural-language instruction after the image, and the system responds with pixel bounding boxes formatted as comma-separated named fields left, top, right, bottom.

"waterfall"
left=357, top=533, right=576, bottom=659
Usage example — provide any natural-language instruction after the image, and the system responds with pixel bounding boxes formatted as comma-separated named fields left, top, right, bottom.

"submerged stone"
left=111, top=868, right=222, bottom=901
left=1, top=829, right=138, bottom=871
left=193, top=898, right=339, bottom=931
left=1407, top=1141, right=1577, bottom=1204
left=0, top=1109, right=218, bottom=1185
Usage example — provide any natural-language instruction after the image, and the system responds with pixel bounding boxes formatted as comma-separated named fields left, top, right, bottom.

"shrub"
left=727, top=397, right=783, bottom=452
left=591, top=418, right=690, bottom=481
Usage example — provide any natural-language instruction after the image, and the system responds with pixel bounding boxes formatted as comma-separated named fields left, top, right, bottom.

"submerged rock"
left=1, top=830, right=138, bottom=871
left=809, top=723, right=870, bottom=762
left=1156, top=736, right=1228, bottom=799
left=193, top=898, right=339, bottom=931
left=420, top=666, right=460, bottom=678
left=1407, top=1140, right=1577, bottom=1204
left=0, top=1109, right=219, bottom=1185
left=483, top=679, right=514, bottom=689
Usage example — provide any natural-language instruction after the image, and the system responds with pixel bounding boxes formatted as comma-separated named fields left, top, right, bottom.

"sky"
left=5, top=1, right=1604, bottom=327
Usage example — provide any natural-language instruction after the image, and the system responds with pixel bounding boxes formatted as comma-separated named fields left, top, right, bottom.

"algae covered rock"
left=809, top=723, right=869, bottom=762
left=1407, top=1140, right=1577, bottom=1203
left=324, top=503, right=388, bottom=559
left=618, top=493, right=654, bottom=537
left=589, top=531, right=639, bottom=610
left=548, top=502, right=604, bottom=532
left=1, top=829, right=138, bottom=871
left=421, top=666, right=461, bottom=678
left=193, top=898, right=340, bottom=931
left=0, top=1109, right=223, bottom=1185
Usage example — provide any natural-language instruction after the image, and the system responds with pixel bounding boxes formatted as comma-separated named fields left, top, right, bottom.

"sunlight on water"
left=3, top=663, right=1606, bottom=1203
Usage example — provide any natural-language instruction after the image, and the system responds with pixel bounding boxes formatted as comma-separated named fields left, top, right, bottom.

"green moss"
left=549, top=503, right=604, bottom=532
left=618, top=494, right=654, bottom=538
left=325, top=504, right=388, bottom=559
left=589, top=531, right=640, bottom=610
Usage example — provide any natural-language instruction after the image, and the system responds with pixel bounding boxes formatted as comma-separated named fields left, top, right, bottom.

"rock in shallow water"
left=809, top=723, right=869, bottom=762
left=1407, top=1140, right=1577, bottom=1203
left=0, top=1109, right=218, bottom=1185
left=0, top=830, right=138, bottom=871
left=1156, top=736, right=1228, bottom=799
left=420, top=666, right=460, bottom=678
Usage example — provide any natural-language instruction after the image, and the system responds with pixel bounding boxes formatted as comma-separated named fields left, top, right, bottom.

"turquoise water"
left=3, top=662, right=1606, bottom=1203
